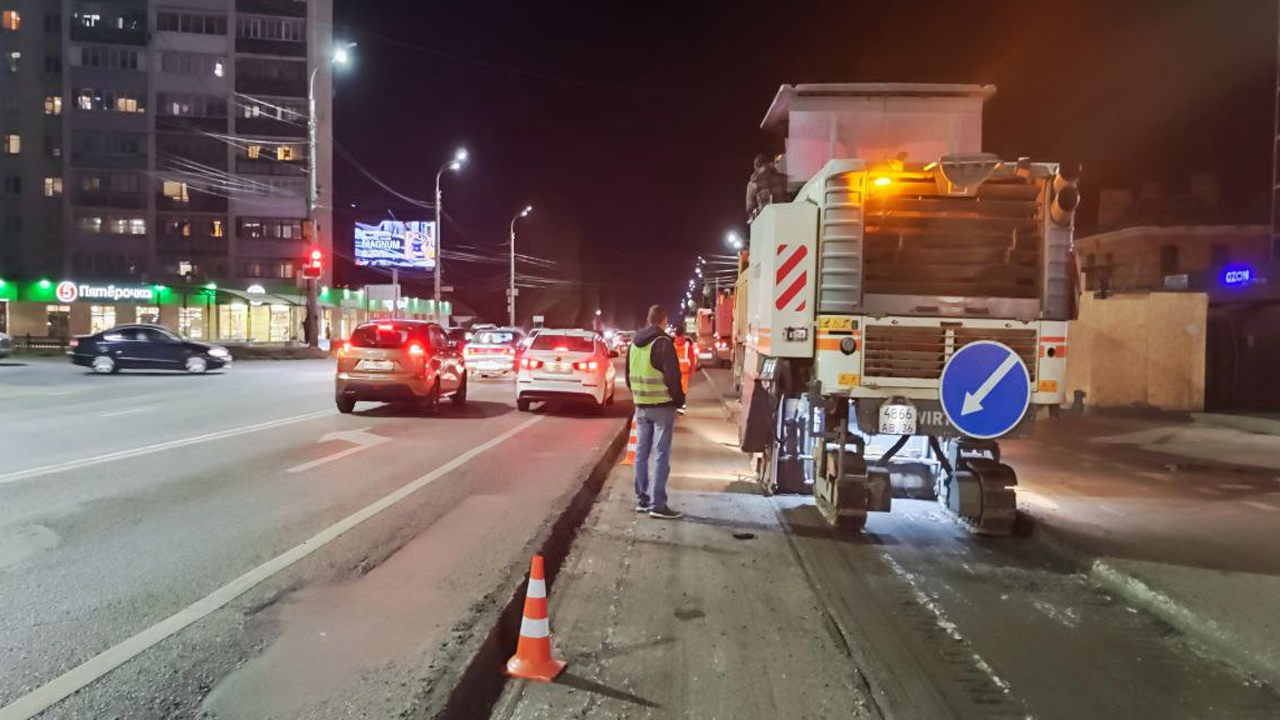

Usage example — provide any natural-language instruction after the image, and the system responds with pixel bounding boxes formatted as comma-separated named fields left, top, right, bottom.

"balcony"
left=73, top=191, right=147, bottom=210
left=156, top=116, right=229, bottom=134
left=236, top=0, right=307, bottom=18
left=157, top=192, right=229, bottom=213
left=235, top=75, right=306, bottom=98
left=236, top=116, right=307, bottom=139
left=236, top=157, right=307, bottom=177
left=236, top=38, right=306, bottom=58
left=70, top=151, right=147, bottom=170
left=69, top=24, right=147, bottom=46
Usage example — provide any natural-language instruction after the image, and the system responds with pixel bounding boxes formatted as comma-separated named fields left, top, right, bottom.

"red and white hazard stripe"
left=775, top=243, right=809, bottom=312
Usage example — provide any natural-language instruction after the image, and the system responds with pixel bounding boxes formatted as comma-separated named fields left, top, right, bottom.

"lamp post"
left=509, top=204, right=532, bottom=327
left=434, top=148, right=468, bottom=323
left=305, top=41, right=354, bottom=347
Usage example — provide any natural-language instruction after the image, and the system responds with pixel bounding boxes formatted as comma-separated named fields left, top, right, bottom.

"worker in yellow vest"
left=625, top=304, right=686, bottom=519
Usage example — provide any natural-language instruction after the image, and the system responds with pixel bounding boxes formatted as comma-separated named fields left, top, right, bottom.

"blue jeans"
left=633, top=405, right=676, bottom=510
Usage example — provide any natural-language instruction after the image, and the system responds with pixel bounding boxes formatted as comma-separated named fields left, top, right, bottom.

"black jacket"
left=625, top=325, right=686, bottom=408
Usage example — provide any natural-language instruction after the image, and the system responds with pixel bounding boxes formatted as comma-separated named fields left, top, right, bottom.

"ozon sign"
left=54, top=281, right=154, bottom=303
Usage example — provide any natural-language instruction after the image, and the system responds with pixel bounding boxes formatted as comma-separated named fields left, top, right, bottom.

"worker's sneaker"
left=635, top=504, right=652, bottom=513
left=648, top=506, right=684, bottom=520
left=676, top=407, right=687, bottom=416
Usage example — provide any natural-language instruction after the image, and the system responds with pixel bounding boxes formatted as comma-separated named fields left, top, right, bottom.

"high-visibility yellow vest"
left=629, top=340, right=673, bottom=406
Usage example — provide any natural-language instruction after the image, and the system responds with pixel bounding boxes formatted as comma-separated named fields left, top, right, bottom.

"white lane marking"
left=1193, top=486, right=1221, bottom=496
left=0, top=410, right=333, bottom=487
left=0, top=415, right=545, bottom=720
left=880, top=554, right=1014, bottom=695
left=1216, top=483, right=1256, bottom=491
left=1240, top=500, right=1280, bottom=513
left=287, top=428, right=389, bottom=473
left=98, top=404, right=158, bottom=418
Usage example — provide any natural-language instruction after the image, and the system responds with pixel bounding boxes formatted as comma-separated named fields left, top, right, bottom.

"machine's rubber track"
left=943, top=458, right=1017, bottom=536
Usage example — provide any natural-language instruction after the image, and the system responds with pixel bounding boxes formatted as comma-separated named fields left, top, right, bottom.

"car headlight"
left=208, top=347, right=230, bottom=358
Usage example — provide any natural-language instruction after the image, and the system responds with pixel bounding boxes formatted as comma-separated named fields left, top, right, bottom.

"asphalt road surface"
left=0, top=357, right=627, bottom=719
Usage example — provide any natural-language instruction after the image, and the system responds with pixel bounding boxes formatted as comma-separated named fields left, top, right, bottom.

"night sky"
left=332, top=0, right=1277, bottom=327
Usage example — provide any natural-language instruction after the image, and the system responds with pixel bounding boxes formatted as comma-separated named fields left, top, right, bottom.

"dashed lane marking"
left=0, top=409, right=333, bottom=486
left=0, top=415, right=545, bottom=720
left=98, top=404, right=159, bottom=418
left=1240, top=500, right=1279, bottom=514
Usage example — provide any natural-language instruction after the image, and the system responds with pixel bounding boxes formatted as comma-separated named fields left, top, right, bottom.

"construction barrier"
left=505, top=554, right=566, bottom=681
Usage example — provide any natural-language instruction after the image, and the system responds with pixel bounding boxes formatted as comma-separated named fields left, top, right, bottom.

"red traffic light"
left=302, top=247, right=323, bottom=278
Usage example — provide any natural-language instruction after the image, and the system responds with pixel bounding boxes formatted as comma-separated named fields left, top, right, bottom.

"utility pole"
left=510, top=205, right=532, bottom=327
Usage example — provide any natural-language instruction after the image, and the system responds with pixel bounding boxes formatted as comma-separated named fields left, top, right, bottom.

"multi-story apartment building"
left=0, top=0, right=342, bottom=341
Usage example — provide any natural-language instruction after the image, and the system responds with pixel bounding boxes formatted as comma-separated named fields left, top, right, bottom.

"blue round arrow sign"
left=939, top=340, right=1031, bottom=440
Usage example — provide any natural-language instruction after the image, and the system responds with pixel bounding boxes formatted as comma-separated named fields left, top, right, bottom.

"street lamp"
left=726, top=231, right=743, bottom=250
left=304, top=40, right=356, bottom=347
left=509, top=204, right=532, bottom=327
left=434, top=147, right=469, bottom=321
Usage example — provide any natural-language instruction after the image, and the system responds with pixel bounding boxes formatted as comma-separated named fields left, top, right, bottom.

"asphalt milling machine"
left=738, top=83, right=1079, bottom=535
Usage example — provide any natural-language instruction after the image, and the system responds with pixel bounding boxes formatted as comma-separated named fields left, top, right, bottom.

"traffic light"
left=302, top=247, right=323, bottom=279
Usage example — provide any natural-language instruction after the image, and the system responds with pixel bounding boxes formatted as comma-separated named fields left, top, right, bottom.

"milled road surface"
left=0, top=357, right=627, bottom=719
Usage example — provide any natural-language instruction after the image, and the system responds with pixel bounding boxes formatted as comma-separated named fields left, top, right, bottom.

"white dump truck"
left=738, top=84, right=1078, bottom=534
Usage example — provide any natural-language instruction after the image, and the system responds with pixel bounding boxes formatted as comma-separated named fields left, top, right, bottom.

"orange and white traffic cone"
left=505, top=554, right=566, bottom=681
left=621, top=418, right=638, bottom=466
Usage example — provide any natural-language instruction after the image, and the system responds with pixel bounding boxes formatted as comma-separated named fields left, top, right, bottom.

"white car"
left=515, top=329, right=617, bottom=412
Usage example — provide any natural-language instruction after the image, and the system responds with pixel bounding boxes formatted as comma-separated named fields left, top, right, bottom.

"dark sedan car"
left=69, top=325, right=233, bottom=374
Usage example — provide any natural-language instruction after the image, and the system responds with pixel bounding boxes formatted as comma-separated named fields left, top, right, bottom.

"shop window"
left=44, top=177, right=62, bottom=197
left=219, top=304, right=247, bottom=340
left=2, top=134, right=18, bottom=154
left=44, top=95, right=62, bottom=115
left=179, top=307, right=203, bottom=339
left=90, top=305, right=116, bottom=334
left=2, top=10, right=20, bottom=31
left=46, top=305, right=71, bottom=339
left=269, top=306, right=291, bottom=342
left=136, top=306, right=160, bottom=325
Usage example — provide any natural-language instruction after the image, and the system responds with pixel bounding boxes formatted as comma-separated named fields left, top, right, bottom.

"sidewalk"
left=1008, top=411, right=1280, bottom=686
left=490, top=375, right=875, bottom=720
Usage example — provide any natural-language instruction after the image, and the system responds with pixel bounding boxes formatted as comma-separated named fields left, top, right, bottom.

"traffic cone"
left=505, top=554, right=566, bottom=681
left=621, top=418, right=638, bottom=466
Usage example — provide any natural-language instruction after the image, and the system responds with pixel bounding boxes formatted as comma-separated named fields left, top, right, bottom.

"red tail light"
left=408, top=343, right=425, bottom=356
left=340, top=342, right=351, bottom=354
left=504, top=346, right=515, bottom=355
left=572, top=360, right=600, bottom=372
left=522, top=357, right=544, bottom=370
left=69, top=338, right=79, bottom=348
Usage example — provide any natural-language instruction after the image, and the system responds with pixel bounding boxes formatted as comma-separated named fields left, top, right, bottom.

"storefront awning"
left=216, top=288, right=301, bottom=306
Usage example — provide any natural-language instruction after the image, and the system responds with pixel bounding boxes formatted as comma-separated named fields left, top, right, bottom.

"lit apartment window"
left=2, top=134, right=18, bottom=154
left=214, top=61, right=224, bottom=77
left=277, top=146, right=297, bottom=161
left=163, top=180, right=190, bottom=203
left=78, top=216, right=103, bottom=233
left=114, top=95, right=139, bottom=113
left=2, top=10, right=19, bottom=31
left=44, top=95, right=62, bottom=114
left=129, top=218, right=146, bottom=235
left=246, top=144, right=261, bottom=159
left=6, top=51, right=18, bottom=72
left=212, top=219, right=224, bottom=237
left=43, top=177, right=62, bottom=197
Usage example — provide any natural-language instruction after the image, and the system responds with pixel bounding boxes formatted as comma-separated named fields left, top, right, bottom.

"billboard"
left=353, top=220, right=437, bottom=270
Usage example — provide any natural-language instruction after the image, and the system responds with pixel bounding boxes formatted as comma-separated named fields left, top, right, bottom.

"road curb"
left=1021, top=507, right=1280, bottom=688
left=428, top=414, right=630, bottom=720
